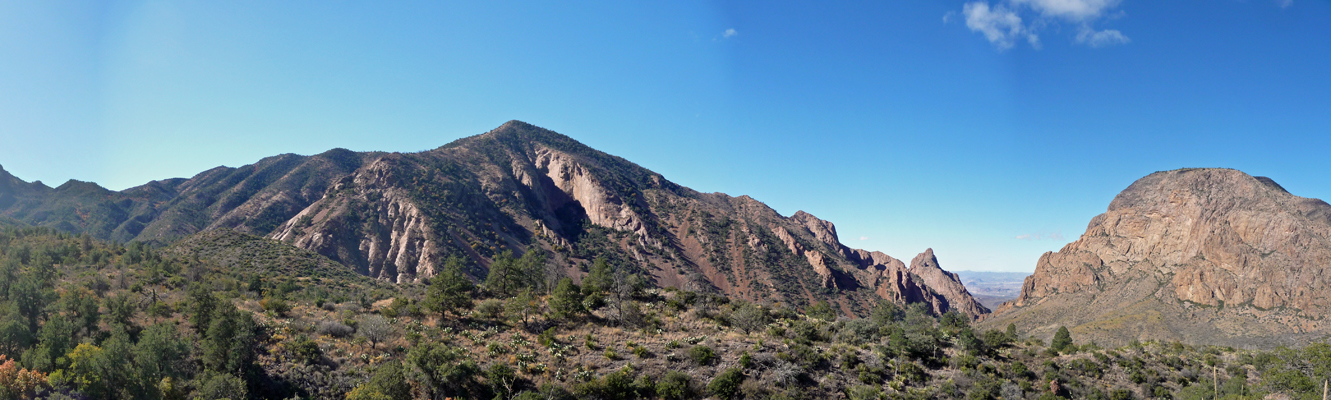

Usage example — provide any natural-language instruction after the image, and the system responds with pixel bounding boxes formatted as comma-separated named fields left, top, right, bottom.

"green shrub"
left=657, top=371, right=693, bottom=400
left=285, top=334, right=322, bottom=364
left=475, top=298, right=505, bottom=321
left=633, top=374, right=656, bottom=398
left=689, top=345, right=716, bottom=365
left=708, top=368, right=745, bottom=400
left=539, top=327, right=557, bottom=347
left=261, top=296, right=290, bottom=316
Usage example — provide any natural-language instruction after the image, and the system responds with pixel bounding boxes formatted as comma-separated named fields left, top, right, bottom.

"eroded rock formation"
left=986, top=168, right=1331, bottom=348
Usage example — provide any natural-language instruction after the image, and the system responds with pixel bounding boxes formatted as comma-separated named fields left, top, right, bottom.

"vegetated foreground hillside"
left=3, top=226, right=1331, bottom=400
left=985, top=168, right=1331, bottom=349
left=0, top=121, right=988, bottom=319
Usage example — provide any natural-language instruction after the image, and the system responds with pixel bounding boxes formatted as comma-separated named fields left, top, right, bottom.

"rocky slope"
left=984, top=168, right=1331, bottom=348
left=0, top=121, right=988, bottom=318
left=0, top=149, right=382, bottom=244
left=908, top=249, right=991, bottom=319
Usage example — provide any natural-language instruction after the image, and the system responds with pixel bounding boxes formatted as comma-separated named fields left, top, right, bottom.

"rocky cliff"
left=909, top=249, right=991, bottom=318
left=0, top=121, right=988, bottom=318
left=984, top=168, right=1331, bottom=348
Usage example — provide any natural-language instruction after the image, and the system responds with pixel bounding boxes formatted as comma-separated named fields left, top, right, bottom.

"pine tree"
left=583, top=256, right=613, bottom=294
left=485, top=251, right=518, bottom=296
left=426, top=256, right=475, bottom=321
left=549, top=278, right=584, bottom=319
left=1051, top=326, right=1073, bottom=353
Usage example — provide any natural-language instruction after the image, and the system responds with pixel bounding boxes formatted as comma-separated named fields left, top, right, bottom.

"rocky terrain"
left=984, top=168, right=1331, bottom=349
left=0, top=121, right=987, bottom=319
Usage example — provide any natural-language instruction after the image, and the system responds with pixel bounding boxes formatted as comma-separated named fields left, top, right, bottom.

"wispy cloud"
left=1077, top=25, right=1130, bottom=47
left=956, top=0, right=1126, bottom=50
left=1277, top=0, right=1293, bottom=8
left=963, top=2, right=1037, bottom=50
left=723, top=28, right=738, bottom=38
left=859, top=236, right=869, bottom=241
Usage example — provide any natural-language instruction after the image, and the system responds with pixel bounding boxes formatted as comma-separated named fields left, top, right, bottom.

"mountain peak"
left=907, top=248, right=990, bottom=318
left=989, top=168, right=1331, bottom=348
left=1109, top=168, right=1306, bottom=213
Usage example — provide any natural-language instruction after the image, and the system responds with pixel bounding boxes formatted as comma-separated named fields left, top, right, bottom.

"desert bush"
left=689, top=345, right=716, bottom=365
left=835, top=319, right=878, bottom=345
left=730, top=301, right=770, bottom=334
left=846, top=385, right=882, bottom=400
left=317, top=320, right=355, bottom=338
left=707, top=367, right=745, bottom=400
left=285, top=335, right=323, bottom=364
left=260, top=296, right=290, bottom=316
left=657, top=371, right=694, bottom=400
left=196, top=373, right=247, bottom=400
left=475, top=299, right=505, bottom=321
left=359, top=315, right=393, bottom=349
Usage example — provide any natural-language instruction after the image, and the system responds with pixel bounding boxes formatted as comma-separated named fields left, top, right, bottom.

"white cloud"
left=963, top=2, right=1033, bottom=50
left=859, top=236, right=869, bottom=241
left=1015, top=234, right=1033, bottom=240
left=1010, top=0, right=1120, bottom=21
left=723, top=28, right=738, bottom=38
left=1076, top=25, right=1130, bottom=47
left=957, top=0, right=1127, bottom=49
left=1278, top=0, right=1293, bottom=8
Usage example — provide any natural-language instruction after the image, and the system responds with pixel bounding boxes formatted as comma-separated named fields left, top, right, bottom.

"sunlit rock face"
left=989, top=168, right=1331, bottom=349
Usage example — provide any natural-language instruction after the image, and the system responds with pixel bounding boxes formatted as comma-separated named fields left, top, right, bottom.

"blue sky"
left=1, top=0, right=1328, bottom=272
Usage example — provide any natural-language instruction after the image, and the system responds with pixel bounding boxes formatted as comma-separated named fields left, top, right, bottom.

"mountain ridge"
left=0, top=120, right=988, bottom=318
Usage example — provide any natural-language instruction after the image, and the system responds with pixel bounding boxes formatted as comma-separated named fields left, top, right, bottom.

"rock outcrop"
left=269, top=156, right=443, bottom=282
left=909, top=249, right=991, bottom=318
left=985, top=168, right=1331, bottom=348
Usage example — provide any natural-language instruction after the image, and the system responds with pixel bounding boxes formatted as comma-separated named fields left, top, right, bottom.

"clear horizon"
left=3, top=1, right=1329, bottom=273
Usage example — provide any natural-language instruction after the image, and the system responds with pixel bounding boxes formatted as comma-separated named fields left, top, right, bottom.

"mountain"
left=952, top=271, right=1029, bottom=310
left=0, top=149, right=381, bottom=244
left=0, top=121, right=986, bottom=318
left=984, top=168, right=1331, bottom=348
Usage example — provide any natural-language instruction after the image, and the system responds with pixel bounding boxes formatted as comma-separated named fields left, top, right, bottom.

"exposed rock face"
left=270, top=156, right=443, bottom=282
left=0, top=120, right=989, bottom=318
left=873, top=262, right=947, bottom=311
left=531, top=146, right=660, bottom=248
left=985, top=168, right=1331, bottom=348
left=909, top=249, right=991, bottom=318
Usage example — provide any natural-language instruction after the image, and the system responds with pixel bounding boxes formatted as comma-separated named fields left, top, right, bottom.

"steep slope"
left=0, top=121, right=987, bottom=318
left=908, top=249, right=991, bottom=318
left=167, top=228, right=381, bottom=285
left=0, top=150, right=382, bottom=244
left=984, top=168, right=1331, bottom=348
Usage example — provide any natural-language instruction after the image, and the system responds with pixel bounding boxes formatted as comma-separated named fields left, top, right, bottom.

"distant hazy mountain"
left=951, top=271, right=1029, bottom=310
left=0, top=120, right=987, bottom=318
left=985, top=168, right=1331, bottom=348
